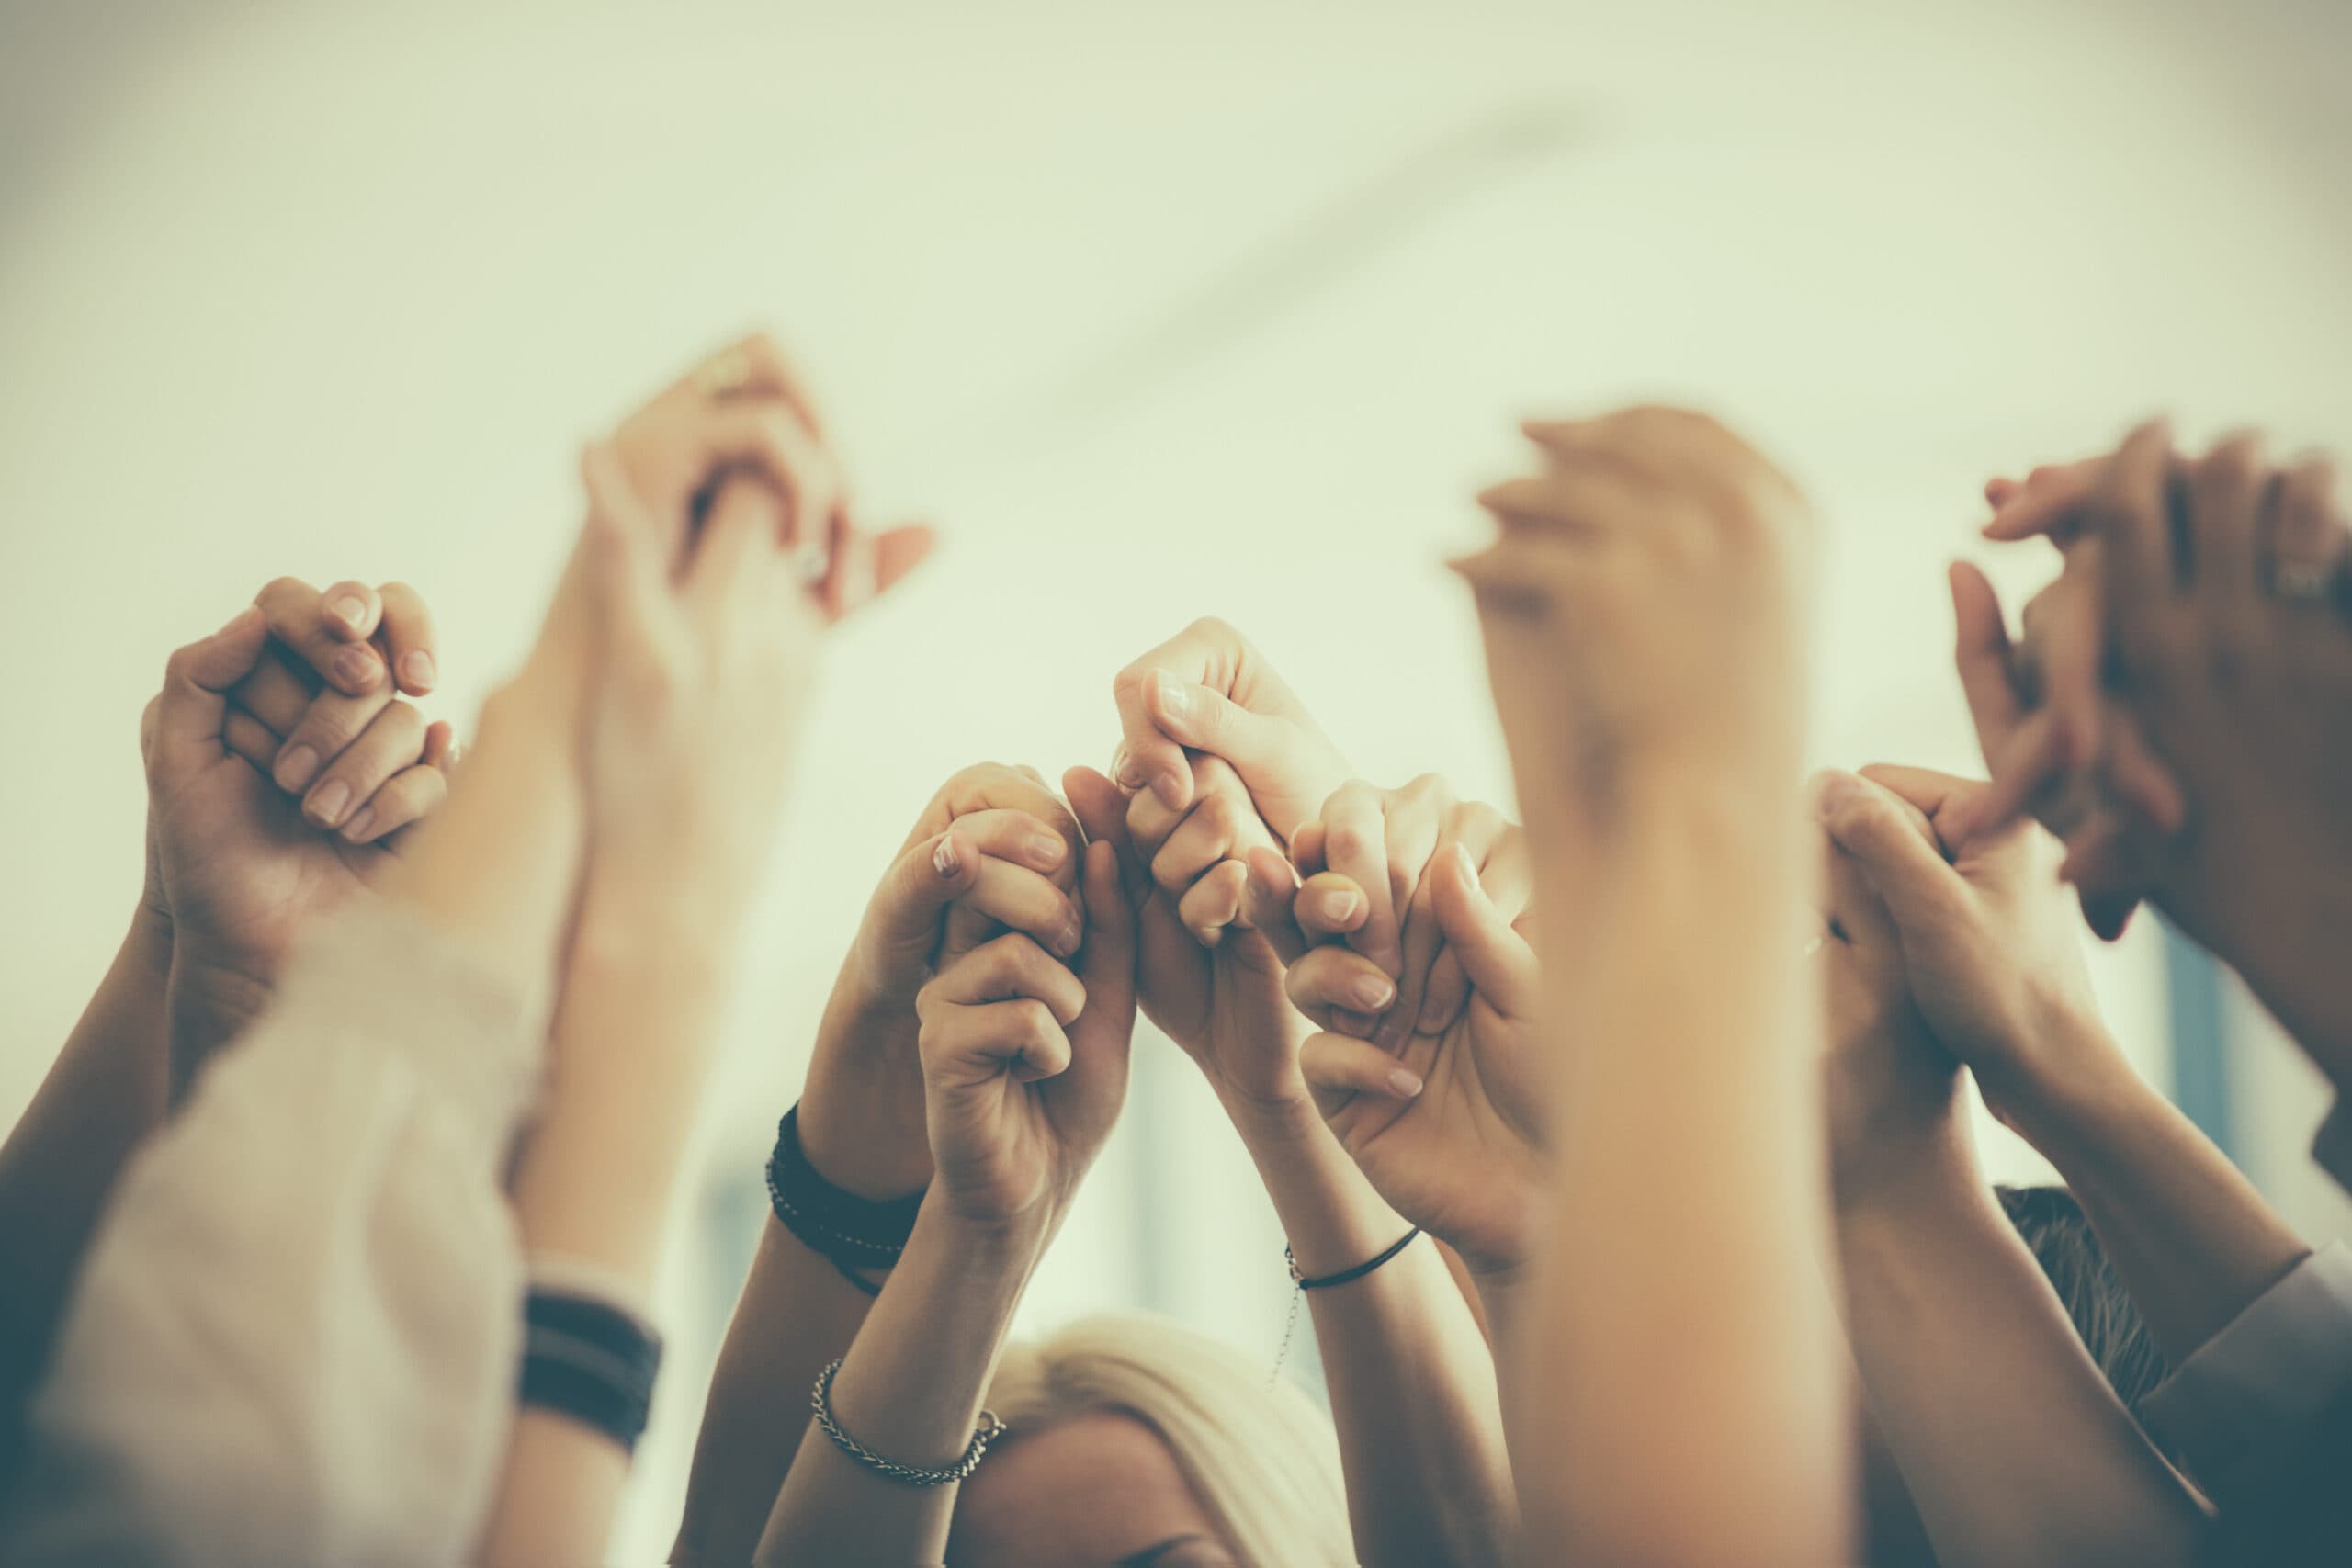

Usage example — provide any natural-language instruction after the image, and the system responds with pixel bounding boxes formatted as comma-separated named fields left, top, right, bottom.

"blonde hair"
left=982, top=1312, right=1355, bottom=1567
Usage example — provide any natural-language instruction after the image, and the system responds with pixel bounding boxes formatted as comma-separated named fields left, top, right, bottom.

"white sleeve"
left=2138, top=1241, right=2352, bottom=1509
left=0, top=901, right=545, bottom=1568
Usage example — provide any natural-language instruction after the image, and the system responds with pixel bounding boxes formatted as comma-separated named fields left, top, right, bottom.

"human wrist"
left=1985, top=1020, right=2142, bottom=1159
left=1225, top=1100, right=1413, bottom=1280
left=1216, top=1076, right=1326, bottom=1148
left=162, top=953, right=275, bottom=1101
left=797, top=953, right=934, bottom=1192
left=798, top=1047, right=933, bottom=1203
left=122, top=900, right=175, bottom=984
left=922, top=1189, right=1057, bottom=1274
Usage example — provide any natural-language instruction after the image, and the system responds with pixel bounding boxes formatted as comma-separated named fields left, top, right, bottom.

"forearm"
left=757, top=1196, right=1045, bottom=1567
left=1229, top=1096, right=1517, bottom=1568
left=379, top=685, right=585, bottom=1010
left=481, top=874, right=741, bottom=1567
left=2018, top=1045, right=2310, bottom=1367
left=506, top=905, right=731, bottom=1289
left=1526, top=807, right=1849, bottom=1567
left=672, top=1218, right=886, bottom=1565
left=483, top=883, right=740, bottom=1567
left=1837, top=1138, right=2205, bottom=1567
left=0, top=907, right=172, bottom=1450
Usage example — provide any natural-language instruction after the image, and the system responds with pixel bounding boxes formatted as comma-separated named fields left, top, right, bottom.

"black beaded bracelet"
left=516, top=1287, right=663, bottom=1454
left=766, top=1103, right=926, bottom=1267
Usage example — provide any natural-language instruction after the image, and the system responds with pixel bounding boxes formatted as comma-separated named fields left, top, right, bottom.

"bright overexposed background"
left=5, top=2, right=2351, bottom=1559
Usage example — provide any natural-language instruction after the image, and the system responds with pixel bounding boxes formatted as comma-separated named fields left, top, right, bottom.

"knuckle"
left=2199, top=434, right=2264, bottom=491
left=1110, top=662, right=1152, bottom=704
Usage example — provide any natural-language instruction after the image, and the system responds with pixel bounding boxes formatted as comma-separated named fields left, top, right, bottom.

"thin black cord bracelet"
left=1270, top=1226, right=1423, bottom=1385
left=1289, top=1225, right=1422, bottom=1290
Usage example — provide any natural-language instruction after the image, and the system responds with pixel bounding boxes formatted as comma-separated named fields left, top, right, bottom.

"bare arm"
left=1838, top=1136, right=2202, bottom=1566
left=1463, top=407, right=1850, bottom=1565
left=0, top=907, right=171, bottom=1465
left=1818, top=764, right=2206, bottom=1564
left=2013, top=1047, right=2308, bottom=1370
left=1228, top=1098, right=1516, bottom=1568
left=1527, top=805, right=1848, bottom=1564
left=672, top=763, right=1083, bottom=1562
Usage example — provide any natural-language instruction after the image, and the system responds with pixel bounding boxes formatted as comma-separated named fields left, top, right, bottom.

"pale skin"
left=670, top=761, right=1085, bottom=1567
left=1075, top=753, right=1518, bottom=1568
left=1258, top=784, right=1543, bottom=1458
left=1459, top=406, right=1849, bottom=1566
left=1107, top=617, right=1354, bottom=842
left=755, top=833, right=1139, bottom=1567
left=0, top=578, right=453, bottom=1468
left=478, top=333, right=933, bottom=1568
left=1814, top=765, right=2204, bottom=1568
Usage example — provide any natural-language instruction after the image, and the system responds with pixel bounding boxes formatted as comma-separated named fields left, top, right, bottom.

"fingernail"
left=275, top=745, right=320, bottom=792
left=1155, top=672, right=1192, bottom=724
left=341, top=807, right=376, bottom=843
left=310, top=780, right=352, bottom=827
left=1388, top=1067, right=1425, bottom=1097
left=933, top=837, right=962, bottom=877
left=400, top=651, right=436, bottom=692
left=334, top=647, right=379, bottom=690
left=1025, top=833, right=1066, bottom=869
left=1815, top=773, right=1859, bottom=818
left=1150, top=771, right=1187, bottom=811
left=1351, top=975, right=1396, bottom=1010
left=1319, top=889, right=1361, bottom=924
left=1111, top=748, right=1143, bottom=791
left=1053, top=916, right=1083, bottom=958
left=332, top=596, right=368, bottom=634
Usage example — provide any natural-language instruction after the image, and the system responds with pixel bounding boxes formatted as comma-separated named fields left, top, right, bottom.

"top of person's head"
left=1996, top=1183, right=2169, bottom=1409
left=951, top=1312, right=1354, bottom=1568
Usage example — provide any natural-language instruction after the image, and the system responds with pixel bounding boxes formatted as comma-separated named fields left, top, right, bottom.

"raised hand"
left=914, top=833, right=1138, bottom=1224
left=141, top=584, right=455, bottom=1093
left=1261, top=794, right=1544, bottom=1279
left=798, top=764, right=1086, bottom=1202
left=1458, top=407, right=1844, bottom=1567
left=1812, top=771, right=1975, bottom=1209
left=1456, top=408, right=1815, bottom=857
left=1108, top=617, right=1352, bottom=841
left=1816, top=766, right=2116, bottom=1145
left=606, top=332, right=934, bottom=620
left=1063, top=754, right=1301, bottom=1111
left=1960, top=427, right=2352, bottom=1071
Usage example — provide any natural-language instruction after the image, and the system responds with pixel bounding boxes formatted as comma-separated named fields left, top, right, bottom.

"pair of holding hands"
left=1957, top=427, right=2352, bottom=966
left=792, top=633, right=1547, bottom=1279
left=141, top=334, right=931, bottom=1093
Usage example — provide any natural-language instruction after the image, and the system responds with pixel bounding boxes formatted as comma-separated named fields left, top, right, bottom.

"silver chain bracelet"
left=810, top=1358, right=1007, bottom=1486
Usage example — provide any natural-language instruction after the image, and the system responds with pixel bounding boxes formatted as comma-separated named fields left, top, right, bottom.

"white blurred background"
left=3, top=2, right=2349, bottom=1558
